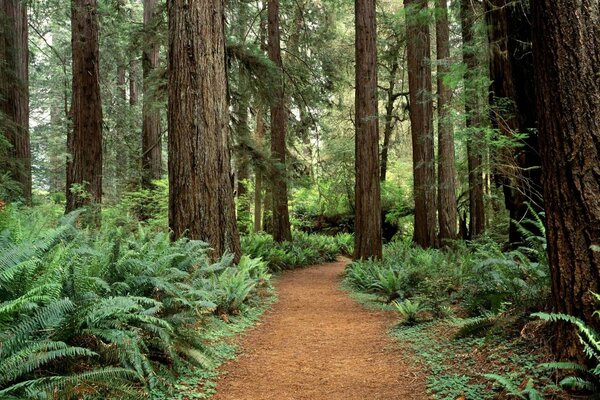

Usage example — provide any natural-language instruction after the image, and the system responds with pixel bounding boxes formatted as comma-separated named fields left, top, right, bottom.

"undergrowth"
left=0, top=205, right=274, bottom=399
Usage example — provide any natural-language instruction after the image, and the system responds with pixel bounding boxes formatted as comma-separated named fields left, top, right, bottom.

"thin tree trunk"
left=405, top=0, right=437, bottom=248
left=533, top=0, right=600, bottom=365
left=235, top=3, right=251, bottom=228
left=354, top=0, right=382, bottom=259
left=380, top=59, right=399, bottom=183
left=254, top=106, right=265, bottom=233
left=168, top=0, right=241, bottom=261
left=129, top=60, right=138, bottom=106
left=66, top=0, right=103, bottom=222
left=436, top=0, right=458, bottom=242
left=0, top=0, right=31, bottom=202
left=268, top=0, right=292, bottom=243
left=141, top=0, right=162, bottom=188
left=460, top=0, right=485, bottom=238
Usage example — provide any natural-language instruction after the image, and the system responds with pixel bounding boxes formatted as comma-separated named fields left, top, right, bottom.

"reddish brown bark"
left=167, top=0, right=241, bottom=261
left=435, top=0, right=458, bottom=242
left=66, top=0, right=103, bottom=217
left=0, top=0, right=31, bottom=202
left=405, top=0, right=437, bottom=248
left=460, top=0, right=485, bottom=238
left=533, top=0, right=600, bottom=363
left=268, top=0, right=292, bottom=243
left=254, top=106, right=265, bottom=233
left=485, top=0, right=542, bottom=246
left=354, top=0, right=382, bottom=259
left=141, top=0, right=162, bottom=188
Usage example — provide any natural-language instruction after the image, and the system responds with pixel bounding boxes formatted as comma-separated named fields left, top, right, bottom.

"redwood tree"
left=66, top=0, right=103, bottom=216
left=405, top=0, right=436, bottom=248
left=485, top=0, right=542, bottom=246
left=0, top=0, right=31, bottom=202
left=460, top=0, right=485, bottom=238
left=533, top=0, right=600, bottom=363
left=141, top=0, right=162, bottom=188
left=268, top=0, right=292, bottom=243
left=167, top=0, right=241, bottom=261
left=435, top=0, right=458, bottom=242
left=353, top=0, right=382, bottom=259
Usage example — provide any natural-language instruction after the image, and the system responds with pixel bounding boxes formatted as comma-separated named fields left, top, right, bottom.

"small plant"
left=534, top=296, right=600, bottom=395
left=393, top=299, right=428, bottom=325
left=483, top=374, right=545, bottom=400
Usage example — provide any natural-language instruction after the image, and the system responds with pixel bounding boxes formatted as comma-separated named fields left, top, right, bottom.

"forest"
left=0, top=0, right=599, bottom=398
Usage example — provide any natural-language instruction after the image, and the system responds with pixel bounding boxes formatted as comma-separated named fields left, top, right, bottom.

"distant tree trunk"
left=380, top=58, right=399, bottom=183
left=460, top=0, right=485, bottom=238
left=532, top=0, right=600, bottom=364
left=0, top=0, right=31, bottom=202
left=485, top=0, right=542, bottom=246
left=235, top=3, right=251, bottom=230
left=254, top=106, right=265, bottom=233
left=268, top=0, right=292, bottom=243
left=66, top=0, right=103, bottom=219
left=115, top=64, right=128, bottom=193
left=436, top=0, right=458, bottom=242
left=405, top=0, right=437, bottom=248
left=354, top=0, right=382, bottom=259
left=168, top=0, right=241, bottom=261
left=129, top=60, right=138, bottom=106
left=141, top=0, right=162, bottom=188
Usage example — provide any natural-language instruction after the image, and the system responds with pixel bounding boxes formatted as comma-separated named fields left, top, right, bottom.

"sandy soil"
left=210, top=258, right=427, bottom=400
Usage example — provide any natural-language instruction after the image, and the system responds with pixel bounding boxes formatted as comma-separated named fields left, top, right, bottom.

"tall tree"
left=532, top=0, right=600, bottom=363
left=460, top=0, right=485, bottom=238
left=268, top=0, right=292, bottom=243
left=254, top=106, right=265, bottom=233
left=485, top=0, right=542, bottom=246
left=167, top=0, right=241, bottom=260
left=405, top=0, right=436, bottom=248
left=435, top=0, right=458, bottom=242
left=66, top=0, right=103, bottom=217
left=354, top=0, right=382, bottom=259
left=0, top=0, right=31, bottom=202
left=141, top=0, right=162, bottom=188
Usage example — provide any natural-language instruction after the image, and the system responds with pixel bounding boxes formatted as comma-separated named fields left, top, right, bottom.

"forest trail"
left=210, top=258, right=427, bottom=400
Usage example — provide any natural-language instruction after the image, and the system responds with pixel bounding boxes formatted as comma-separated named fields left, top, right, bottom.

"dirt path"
left=211, top=258, right=427, bottom=400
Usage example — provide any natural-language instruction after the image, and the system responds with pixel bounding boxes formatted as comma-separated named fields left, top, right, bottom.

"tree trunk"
left=0, top=0, right=31, bottom=202
left=141, top=0, right=162, bottom=188
left=354, top=0, right=382, bottom=259
left=532, top=0, right=600, bottom=364
left=254, top=106, right=265, bottom=233
left=167, top=0, right=241, bottom=261
left=268, top=0, right=292, bottom=243
left=66, top=0, right=103, bottom=220
left=405, top=0, right=437, bottom=248
left=436, top=0, right=458, bottom=242
left=460, top=0, right=485, bottom=238
left=485, top=0, right=542, bottom=246
left=235, top=3, right=251, bottom=229
left=129, top=60, right=138, bottom=106
left=380, top=59, right=399, bottom=183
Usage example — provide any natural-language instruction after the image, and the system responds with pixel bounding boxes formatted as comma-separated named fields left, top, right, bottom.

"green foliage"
left=534, top=302, right=600, bottom=395
left=483, top=374, right=545, bottom=400
left=241, top=231, right=352, bottom=271
left=0, top=206, right=271, bottom=399
left=393, top=299, right=428, bottom=325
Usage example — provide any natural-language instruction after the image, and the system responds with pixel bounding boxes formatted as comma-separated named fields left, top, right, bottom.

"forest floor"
left=210, top=258, right=427, bottom=400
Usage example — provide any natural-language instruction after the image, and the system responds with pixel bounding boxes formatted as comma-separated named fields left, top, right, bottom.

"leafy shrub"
left=393, top=299, right=428, bottom=325
left=241, top=231, right=351, bottom=270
